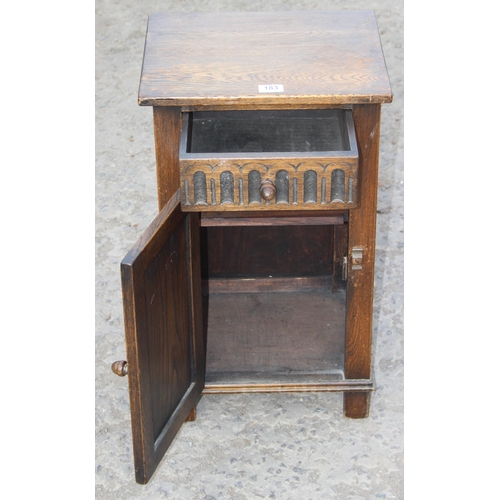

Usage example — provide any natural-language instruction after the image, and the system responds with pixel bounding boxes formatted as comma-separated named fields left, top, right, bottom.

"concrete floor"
left=95, top=1, right=403, bottom=498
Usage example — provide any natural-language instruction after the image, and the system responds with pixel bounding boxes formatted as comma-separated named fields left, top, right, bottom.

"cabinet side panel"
left=345, top=104, right=381, bottom=380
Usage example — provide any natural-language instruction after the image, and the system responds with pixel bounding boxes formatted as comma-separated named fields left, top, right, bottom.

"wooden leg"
left=343, top=105, right=381, bottom=416
left=344, top=392, right=370, bottom=418
left=185, top=406, right=197, bottom=422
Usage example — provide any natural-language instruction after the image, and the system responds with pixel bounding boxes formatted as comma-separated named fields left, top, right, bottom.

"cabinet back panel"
left=201, top=225, right=334, bottom=278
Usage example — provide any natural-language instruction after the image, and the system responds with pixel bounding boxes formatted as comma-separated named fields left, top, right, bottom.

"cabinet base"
left=203, top=379, right=373, bottom=394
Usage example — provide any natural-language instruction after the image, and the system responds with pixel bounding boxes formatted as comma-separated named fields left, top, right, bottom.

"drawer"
left=179, top=109, right=359, bottom=211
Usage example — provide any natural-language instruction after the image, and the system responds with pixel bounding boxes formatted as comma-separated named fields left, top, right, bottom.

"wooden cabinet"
left=112, top=10, right=392, bottom=484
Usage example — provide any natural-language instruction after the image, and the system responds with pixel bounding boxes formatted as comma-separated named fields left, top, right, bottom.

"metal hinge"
left=352, top=247, right=363, bottom=270
left=342, top=248, right=363, bottom=280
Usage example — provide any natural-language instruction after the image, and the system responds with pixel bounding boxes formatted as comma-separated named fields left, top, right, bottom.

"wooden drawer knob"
left=260, top=180, right=276, bottom=200
left=111, top=360, right=128, bottom=376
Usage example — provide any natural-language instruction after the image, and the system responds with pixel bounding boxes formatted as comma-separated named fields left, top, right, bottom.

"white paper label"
left=258, top=84, right=284, bottom=93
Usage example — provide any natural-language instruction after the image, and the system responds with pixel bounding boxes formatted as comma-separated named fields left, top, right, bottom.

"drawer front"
left=179, top=109, right=359, bottom=212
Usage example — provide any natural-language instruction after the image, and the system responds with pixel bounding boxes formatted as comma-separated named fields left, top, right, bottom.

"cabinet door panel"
left=121, top=190, right=204, bottom=484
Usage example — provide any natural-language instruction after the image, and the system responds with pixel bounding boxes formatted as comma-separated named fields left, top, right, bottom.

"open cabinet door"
left=120, top=190, right=204, bottom=484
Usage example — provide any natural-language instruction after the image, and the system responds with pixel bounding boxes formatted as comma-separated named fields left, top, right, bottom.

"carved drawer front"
left=179, top=109, right=359, bottom=212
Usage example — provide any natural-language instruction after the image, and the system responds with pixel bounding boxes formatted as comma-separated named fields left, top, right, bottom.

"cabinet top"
left=138, top=10, right=392, bottom=108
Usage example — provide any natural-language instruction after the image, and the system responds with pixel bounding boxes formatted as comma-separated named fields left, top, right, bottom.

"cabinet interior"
left=200, top=223, right=347, bottom=391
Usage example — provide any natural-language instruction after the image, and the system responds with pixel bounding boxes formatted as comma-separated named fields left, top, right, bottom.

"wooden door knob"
left=111, top=360, right=128, bottom=376
left=260, top=180, right=276, bottom=200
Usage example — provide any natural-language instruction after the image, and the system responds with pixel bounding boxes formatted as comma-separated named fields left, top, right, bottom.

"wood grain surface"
left=344, top=104, right=381, bottom=382
left=179, top=108, right=359, bottom=211
left=153, top=107, right=182, bottom=210
left=344, top=391, right=371, bottom=418
left=120, top=191, right=204, bottom=483
left=204, top=291, right=346, bottom=375
left=179, top=156, right=359, bottom=211
left=200, top=216, right=345, bottom=227
left=139, top=11, right=392, bottom=108
left=200, top=225, right=334, bottom=279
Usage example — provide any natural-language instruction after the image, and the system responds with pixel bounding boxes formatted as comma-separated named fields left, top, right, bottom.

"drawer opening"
left=179, top=109, right=359, bottom=211
left=201, top=222, right=348, bottom=392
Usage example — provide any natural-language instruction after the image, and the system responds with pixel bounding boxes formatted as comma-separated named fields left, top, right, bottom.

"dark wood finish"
left=187, top=211, right=205, bottom=406
left=204, top=290, right=345, bottom=376
left=120, top=190, right=204, bottom=484
left=202, top=276, right=332, bottom=294
left=179, top=109, right=359, bottom=212
left=344, top=392, right=371, bottom=418
left=139, top=11, right=392, bottom=107
left=182, top=103, right=356, bottom=112
left=259, top=180, right=276, bottom=201
left=153, top=107, right=182, bottom=210
left=200, top=216, right=345, bottom=227
left=201, top=225, right=334, bottom=279
left=201, top=210, right=348, bottom=220
left=344, top=105, right=381, bottom=389
left=111, top=360, right=128, bottom=377
left=180, top=156, right=358, bottom=212
left=121, top=10, right=393, bottom=483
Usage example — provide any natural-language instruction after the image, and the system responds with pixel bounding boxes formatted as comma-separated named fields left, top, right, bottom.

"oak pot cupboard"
left=111, top=10, right=392, bottom=484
